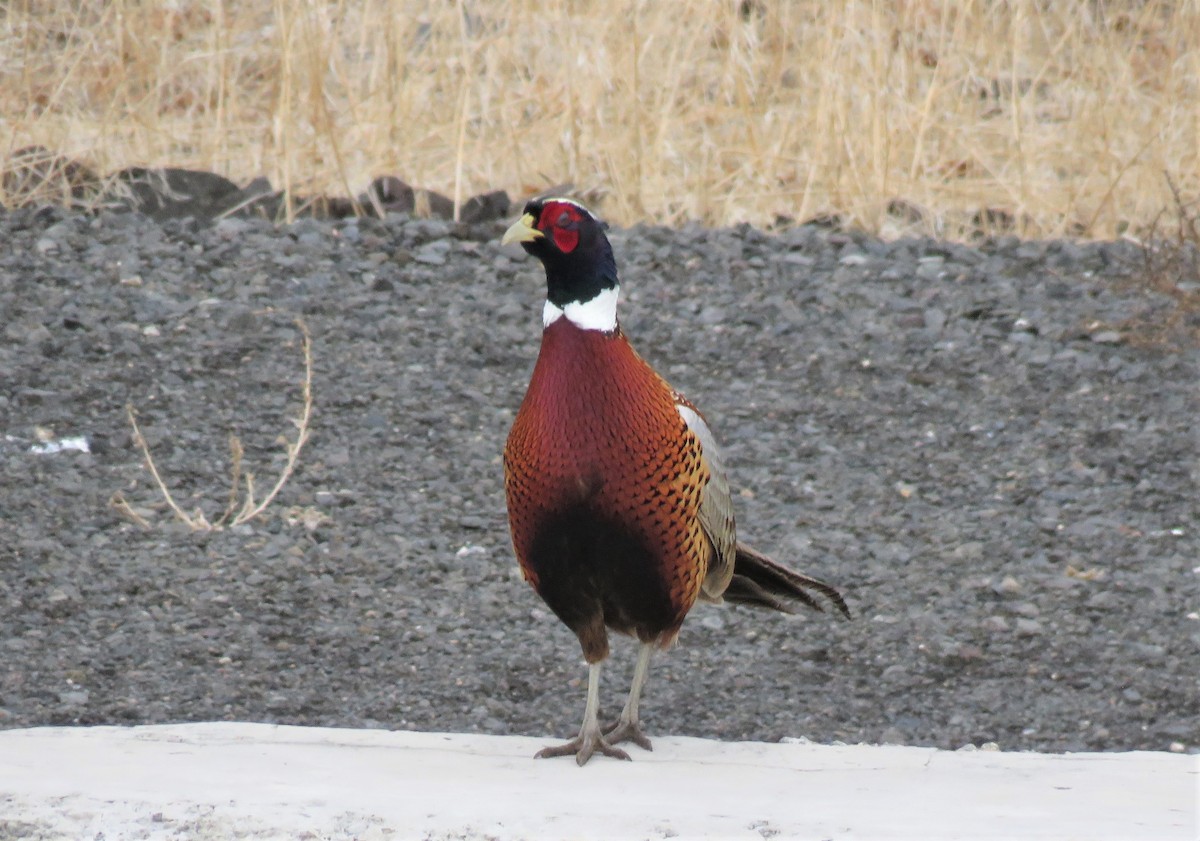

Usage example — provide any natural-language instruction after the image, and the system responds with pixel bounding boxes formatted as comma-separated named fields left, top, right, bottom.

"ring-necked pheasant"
left=501, top=198, right=850, bottom=765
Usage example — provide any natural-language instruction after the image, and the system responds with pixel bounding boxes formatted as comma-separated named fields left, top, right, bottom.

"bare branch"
left=118, top=316, right=315, bottom=532
left=109, top=491, right=151, bottom=529
left=124, top=404, right=206, bottom=531
left=215, top=434, right=246, bottom=527
left=231, top=318, right=314, bottom=526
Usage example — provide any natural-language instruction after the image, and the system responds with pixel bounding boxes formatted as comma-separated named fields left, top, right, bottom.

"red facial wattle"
left=551, top=226, right=579, bottom=253
left=537, top=201, right=582, bottom=254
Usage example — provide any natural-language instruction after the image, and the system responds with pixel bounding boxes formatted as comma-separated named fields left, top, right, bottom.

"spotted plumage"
left=506, top=316, right=710, bottom=661
left=501, top=198, right=850, bottom=765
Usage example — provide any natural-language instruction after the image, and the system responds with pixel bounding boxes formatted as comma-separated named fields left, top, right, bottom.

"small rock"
left=58, top=689, right=89, bottom=707
left=954, top=542, right=984, bottom=561
left=981, top=615, right=1009, bottom=632
left=1009, top=601, right=1040, bottom=618
left=1015, top=618, right=1044, bottom=636
left=413, top=249, right=446, bottom=266
left=916, top=257, right=944, bottom=281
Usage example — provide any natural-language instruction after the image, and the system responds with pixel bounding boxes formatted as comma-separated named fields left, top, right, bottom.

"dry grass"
left=111, top=318, right=314, bottom=531
left=1118, top=173, right=1200, bottom=345
left=1, top=0, right=1197, bottom=238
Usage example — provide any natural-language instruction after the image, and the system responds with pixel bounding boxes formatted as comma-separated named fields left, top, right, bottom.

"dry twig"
left=1121, top=173, right=1200, bottom=346
left=112, top=318, right=314, bottom=531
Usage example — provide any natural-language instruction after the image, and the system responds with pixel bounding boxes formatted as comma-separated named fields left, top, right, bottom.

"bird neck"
left=540, top=241, right=620, bottom=333
left=543, top=285, right=620, bottom=332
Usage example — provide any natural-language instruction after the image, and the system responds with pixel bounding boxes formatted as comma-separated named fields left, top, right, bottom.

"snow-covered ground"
left=1, top=723, right=1194, bottom=839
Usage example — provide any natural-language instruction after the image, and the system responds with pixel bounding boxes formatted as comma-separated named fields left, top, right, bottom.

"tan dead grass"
left=1, top=1, right=1197, bottom=238
left=1117, top=174, right=1200, bottom=346
left=111, top=318, right=314, bottom=531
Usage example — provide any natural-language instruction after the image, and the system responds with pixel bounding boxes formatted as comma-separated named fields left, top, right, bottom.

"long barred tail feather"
left=724, top=542, right=851, bottom=619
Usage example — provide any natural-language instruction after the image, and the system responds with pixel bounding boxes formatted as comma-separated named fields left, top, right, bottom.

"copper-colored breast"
left=504, top=319, right=711, bottom=659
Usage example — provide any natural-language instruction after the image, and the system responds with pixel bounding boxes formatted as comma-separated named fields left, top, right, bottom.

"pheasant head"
left=502, top=198, right=619, bottom=332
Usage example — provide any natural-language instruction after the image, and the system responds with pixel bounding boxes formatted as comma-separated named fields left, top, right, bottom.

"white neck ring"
left=543, top=285, right=619, bottom=332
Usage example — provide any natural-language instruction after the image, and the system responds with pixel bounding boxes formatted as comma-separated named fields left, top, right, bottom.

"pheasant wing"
left=674, top=394, right=736, bottom=601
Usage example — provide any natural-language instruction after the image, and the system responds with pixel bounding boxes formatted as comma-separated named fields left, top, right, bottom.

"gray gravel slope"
left=1, top=206, right=1197, bottom=754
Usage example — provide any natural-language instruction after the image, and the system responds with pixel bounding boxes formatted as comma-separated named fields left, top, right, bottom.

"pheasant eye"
left=556, top=210, right=572, bottom=227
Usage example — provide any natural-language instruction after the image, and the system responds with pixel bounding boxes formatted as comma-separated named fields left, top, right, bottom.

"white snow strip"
left=0, top=723, right=1194, bottom=840
left=28, top=434, right=90, bottom=454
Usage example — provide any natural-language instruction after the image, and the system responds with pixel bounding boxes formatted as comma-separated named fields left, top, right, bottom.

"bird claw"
left=604, top=720, right=653, bottom=752
left=536, top=732, right=632, bottom=765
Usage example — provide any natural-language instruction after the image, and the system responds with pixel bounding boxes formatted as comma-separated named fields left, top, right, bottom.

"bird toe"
left=535, top=732, right=632, bottom=765
left=604, top=720, right=653, bottom=752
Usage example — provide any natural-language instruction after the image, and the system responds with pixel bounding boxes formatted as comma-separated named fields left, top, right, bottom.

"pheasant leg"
left=604, top=642, right=654, bottom=751
left=536, top=661, right=631, bottom=765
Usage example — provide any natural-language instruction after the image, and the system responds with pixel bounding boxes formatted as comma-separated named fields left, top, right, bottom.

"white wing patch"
left=677, top=404, right=720, bottom=471
left=677, top=401, right=737, bottom=600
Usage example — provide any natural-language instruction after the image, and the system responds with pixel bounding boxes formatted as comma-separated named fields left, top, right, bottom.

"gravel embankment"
left=1, top=205, right=1197, bottom=754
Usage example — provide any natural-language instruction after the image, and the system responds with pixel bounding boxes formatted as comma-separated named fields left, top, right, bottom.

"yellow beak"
left=501, top=213, right=544, bottom=246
